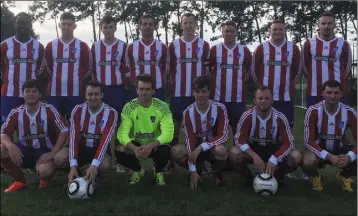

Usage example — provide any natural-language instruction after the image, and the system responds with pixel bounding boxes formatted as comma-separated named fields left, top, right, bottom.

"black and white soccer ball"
left=68, top=177, right=94, bottom=200
left=253, top=173, right=278, bottom=196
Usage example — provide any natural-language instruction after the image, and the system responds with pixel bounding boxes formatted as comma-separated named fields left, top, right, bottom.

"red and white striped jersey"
left=210, top=43, right=252, bottom=102
left=304, top=101, right=357, bottom=160
left=69, top=102, right=118, bottom=167
left=251, top=40, right=301, bottom=101
left=0, top=103, right=68, bottom=149
left=45, top=38, right=91, bottom=97
left=183, top=100, right=229, bottom=169
left=126, top=39, right=167, bottom=89
left=234, top=107, right=294, bottom=165
left=0, top=36, right=45, bottom=97
left=91, top=39, right=127, bottom=86
left=169, top=37, right=210, bottom=97
left=302, top=36, right=352, bottom=96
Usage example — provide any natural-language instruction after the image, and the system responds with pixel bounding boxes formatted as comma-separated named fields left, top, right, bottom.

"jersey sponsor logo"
left=137, top=60, right=158, bottom=66
left=314, top=55, right=337, bottom=62
left=23, top=132, right=47, bottom=140
left=250, top=136, right=273, bottom=146
left=179, top=57, right=199, bottom=63
left=98, top=60, right=119, bottom=66
left=220, top=64, right=240, bottom=70
left=135, top=132, right=155, bottom=139
left=10, top=58, right=35, bottom=64
left=150, top=116, right=156, bottom=123
left=266, top=60, right=289, bottom=66
left=194, top=128, right=212, bottom=139
left=318, top=132, right=342, bottom=140
left=56, top=57, right=77, bottom=63
left=80, top=132, right=102, bottom=140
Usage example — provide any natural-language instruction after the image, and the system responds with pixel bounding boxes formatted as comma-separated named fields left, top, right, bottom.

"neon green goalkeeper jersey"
left=117, top=98, right=174, bottom=146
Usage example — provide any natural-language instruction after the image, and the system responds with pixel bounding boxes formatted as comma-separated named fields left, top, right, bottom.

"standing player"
left=0, top=80, right=69, bottom=192
left=210, top=21, right=252, bottom=135
left=302, top=12, right=352, bottom=107
left=251, top=20, right=301, bottom=128
left=126, top=14, right=167, bottom=101
left=168, top=13, right=210, bottom=165
left=55, top=81, right=118, bottom=184
left=43, top=12, right=91, bottom=119
left=301, top=80, right=356, bottom=192
left=1, top=12, right=45, bottom=124
left=171, top=76, right=229, bottom=189
left=116, top=75, right=174, bottom=186
left=229, top=87, right=302, bottom=186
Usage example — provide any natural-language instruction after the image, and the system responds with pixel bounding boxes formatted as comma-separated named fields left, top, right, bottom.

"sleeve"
left=346, top=109, right=357, bottom=161
left=182, top=109, right=198, bottom=171
left=125, top=44, right=136, bottom=82
left=304, top=107, right=327, bottom=159
left=117, top=103, right=133, bottom=146
left=0, top=41, right=7, bottom=80
left=92, top=110, right=118, bottom=167
left=341, top=41, right=353, bottom=78
left=69, top=106, right=82, bottom=167
left=203, top=41, right=211, bottom=76
left=200, top=105, right=229, bottom=151
left=243, top=46, right=252, bottom=81
left=91, top=43, right=97, bottom=81
left=234, top=111, right=252, bottom=151
left=269, top=114, right=294, bottom=165
left=0, top=109, right=18, bottom=138
left=251, top=44, right=263, bottom=87
left=301, top=40, right=311, bottom=78
left=292, top=45, right=302, bottom=84
left=48, top=105, right=69, bottom=133
left=81, top=42, right=92, bottom=79
left=156, top=103, right=174, bottom=145
left=168, top=42, right=176, bottom=83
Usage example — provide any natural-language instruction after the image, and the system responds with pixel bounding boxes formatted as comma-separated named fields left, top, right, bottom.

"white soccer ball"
left=253, top=173, right=278, bottom=196
left=68, top=177, right=94, bottom=200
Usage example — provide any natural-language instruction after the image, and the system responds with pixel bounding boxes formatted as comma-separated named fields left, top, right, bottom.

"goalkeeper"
left=116, top=74, right=174, bottom=186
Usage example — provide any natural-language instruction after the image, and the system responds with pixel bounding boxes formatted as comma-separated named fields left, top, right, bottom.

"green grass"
left=1, top=108, right=357, bottom=215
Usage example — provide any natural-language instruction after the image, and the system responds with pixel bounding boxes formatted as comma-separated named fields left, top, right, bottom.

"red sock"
left=1, top=158, right=26, bottom=183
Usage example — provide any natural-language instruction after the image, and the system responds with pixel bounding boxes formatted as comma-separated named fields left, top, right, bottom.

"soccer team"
left=0, top=10, right=356, bottom=194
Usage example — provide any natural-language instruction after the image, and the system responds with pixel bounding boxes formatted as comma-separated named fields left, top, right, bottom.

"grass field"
left=1, top=108, right=357, bottom=215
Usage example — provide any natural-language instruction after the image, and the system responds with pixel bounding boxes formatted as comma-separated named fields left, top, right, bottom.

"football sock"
left=115, top=151, right=141, bottom=172
left=151, top=145, right=170, bottom=172
left=1, top=158, right=26, bottom=183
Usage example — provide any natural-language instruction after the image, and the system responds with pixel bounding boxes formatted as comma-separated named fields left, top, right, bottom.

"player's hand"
left=252, top=155, right=266, bottom=173
left=135, top=146, right=145, bottom=160
left=37, top=152, right=55, bottom=164
left=327, top=154, right=340, bottom=167
left=337, top=154, right=350, bottom=168
left=140, top=144, right=154, bottom=159
left=7, top=144, right=23, bottom=167
left=68, top=167, right=79, bottom=184
left=84, top=165, right=98, bottom=184
left=265, top=161, right=276, bottom=176
left=189, top=172, right=202, bottom=189
left=188, top=147, right=202, bottom=163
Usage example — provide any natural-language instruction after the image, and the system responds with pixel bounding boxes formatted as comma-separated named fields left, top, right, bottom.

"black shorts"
left=250, top=143, right=282, bottom=162
left=318, top=145, right=355, bottom=168
left=16, top=144, right=51, bottom=169
left=77, top=145, right=111, bottom=168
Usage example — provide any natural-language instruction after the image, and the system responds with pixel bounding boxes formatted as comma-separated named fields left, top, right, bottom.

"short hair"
left=269, top=20, right=285, bottom=28
left=22, top=79, right=42, bottom=93
left=135, top=74, right=155, bottom=89
left=221, top=20, right=237, bottom=29
left=138, top=14, right=155, bottom=26
left=14, top=12, right=32, bottom=25
left=192, top=76, right=210, bottom=91
left=254, top=86, right=272, bottom=98
left=85, top=80, right=103, bottom=93
left=322, top=80, right=342, bottom=91
left=60, top=12, right=76, bottom=22
left=319, top=11, right=335, bottom=19
left=181, top=13, right=197, bottom=23
left=99, top=15, right=117, bottom=26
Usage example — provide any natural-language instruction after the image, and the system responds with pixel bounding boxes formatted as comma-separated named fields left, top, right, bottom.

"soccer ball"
left=68, top=177, right=94, bottom=200
left=253, top=173, right=278, bottom=196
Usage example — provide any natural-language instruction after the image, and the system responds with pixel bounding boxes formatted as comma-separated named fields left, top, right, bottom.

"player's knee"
left=228, top=146, right=244, bottom=164
left=99, top=155, right=111, bottom=174
left=288, top=149, right=302, bottom=167
left=53, top=148, right=68, bottom=168
left=301, top=150, right=318, bottom=168
left=170, top=145, right=187, bottom=161
left=36, top=162, right=55, bottom=180
left=213, top=145, right=228, bottom=160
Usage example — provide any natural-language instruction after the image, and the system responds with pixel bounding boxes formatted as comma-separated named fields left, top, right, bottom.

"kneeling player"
left=229, top=86, right=301, bottom=186
left=171, top=76, right=229, bottom=189
left=301, top=80, right=357, bottom=192
left=0, top=80, right=69, bottom=192
left=56, top=81, right=118, bottom=184
left=116, top=75, right=174, bottom=186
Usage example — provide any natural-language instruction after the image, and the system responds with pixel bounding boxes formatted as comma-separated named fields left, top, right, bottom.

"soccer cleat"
left=336, top=172, right=354, bottom=192
left=129, top=169, right=145, bottom=185
left=4, top=181, right=28, bottom=193
left=38, top=179, right=50, bottom=189
left=311, top=175, right=323, bottom=192
left=155, top=172, right=166, bottom=186
left=213, top=172, right=225, bottom=187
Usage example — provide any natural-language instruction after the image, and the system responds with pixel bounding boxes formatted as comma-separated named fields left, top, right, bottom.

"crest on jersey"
left=154, top=50, right=159, bottom=56
left=31, top=48, right=36, bottom=54
left=196, top=47, right=201, bottom=53
left=339, top=121, right=345, bottom=129
left=270, top=126, right=275, bottom=134
left=237, top=53, right=241, bottom=59
left=150, top=116, right=156, bottom=123
left=40, top=119, right=45, bottom=127
left=99, top=119, right=105, bottom=128
left=334, top=46, right=339, bottom=52
left=285, top=51, right=290, bottom=56
left=72, top=47, right=77, bottom=53
left=209, top=117, right=214, bottom=125
left=114, top=51, right=120, bottom=57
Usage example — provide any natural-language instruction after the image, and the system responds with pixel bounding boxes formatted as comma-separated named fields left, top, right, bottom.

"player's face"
left=15, top=15, right=32, bottom=37
left=222, top=25, right=237, bottom=43
left=269, top=23, right=285, bottom=41
left=85, top=86, right=103, bottom=108
left=322, top=86, right=342, bottom=105
left=318, top=16, right=335, bottom=37
left=139, top=18, right=155, bottom=38
left=193, top=87, right=210, bottom=105
left=23, top=87, right=41, bottom=104
left=59, top=19, right=76, bottom=36
left=254, top=89, right=273, bottom=112
left=136, top=81, right=154, bottom=101
left=101, top=22, right=116, bottom=38
left=181, top=16, right=197, bottom=35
